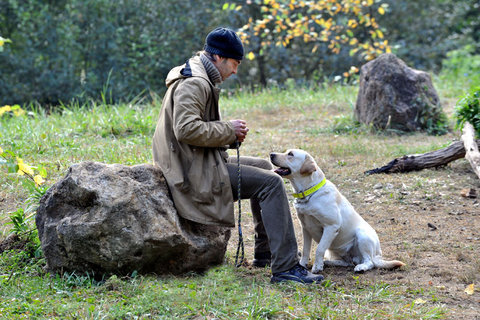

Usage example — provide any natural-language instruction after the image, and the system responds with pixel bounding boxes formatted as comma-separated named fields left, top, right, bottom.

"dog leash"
left=234, top=140, right=244, bottom=267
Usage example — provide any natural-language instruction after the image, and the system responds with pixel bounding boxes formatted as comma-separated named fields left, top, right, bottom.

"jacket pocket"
left=185, top=148, right=215, bottom=203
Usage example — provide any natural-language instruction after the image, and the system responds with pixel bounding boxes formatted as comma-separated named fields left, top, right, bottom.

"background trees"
left=376, top=0, right=479, bottom=71
left=0, top=0, right=478, bottom=106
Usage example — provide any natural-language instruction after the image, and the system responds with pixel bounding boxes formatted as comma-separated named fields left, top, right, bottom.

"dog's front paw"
left=299, top=257, right=309, bottom=268
left=312, top=262, right=324, bottom=274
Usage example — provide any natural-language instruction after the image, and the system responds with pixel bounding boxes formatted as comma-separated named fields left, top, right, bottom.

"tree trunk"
left=461, top=122, right=480, bottom=180
left=365, top=139, right=480, bottom=175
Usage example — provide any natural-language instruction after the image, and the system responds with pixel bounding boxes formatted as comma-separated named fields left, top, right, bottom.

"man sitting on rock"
left=152, top=27, right=324, bottom=284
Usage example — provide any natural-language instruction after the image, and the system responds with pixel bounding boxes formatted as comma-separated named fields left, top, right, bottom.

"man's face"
left=213, top=56, right=241, bottom=81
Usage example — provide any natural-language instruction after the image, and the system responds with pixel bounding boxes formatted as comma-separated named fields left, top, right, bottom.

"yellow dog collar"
left=292, top=178, right=327, bottom=199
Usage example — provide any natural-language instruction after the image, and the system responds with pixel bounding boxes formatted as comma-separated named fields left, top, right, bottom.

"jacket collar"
left=165, top=55, right=214, bottom=88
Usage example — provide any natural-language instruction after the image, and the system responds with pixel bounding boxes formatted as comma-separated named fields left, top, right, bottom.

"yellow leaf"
left=465, top=283, right=475, bottom=295
left=0, top=105, right=12, bottom=117
left=414, top=298, right=427, bottom=304
left=17, top=158, right=34, bottom=176
left=247, top=52, right=255, bottom=60
left=0, top=36, right=10, bottom=46
left=0, top=146, right=3, bottom=154
left=376, top=29, right=384, bottom=39
left=378, top=7, right=385, bottom=15
left=34, top=175, right=45, bottom=186
left=13, top=108, right=26, bottom=117
left=349, top=66, right=359, bottom=73
left=324, top=20, right=332, bottom=30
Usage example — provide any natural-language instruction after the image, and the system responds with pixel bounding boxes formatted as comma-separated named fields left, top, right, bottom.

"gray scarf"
left=200, top=53, right=222, bottom=85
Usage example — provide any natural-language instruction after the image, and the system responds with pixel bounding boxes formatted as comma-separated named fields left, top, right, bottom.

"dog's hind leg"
left=353, top=228, right=376, bottom=272
left=324, top=250, right=352, bottom=268
left=354, top=260, right=374, bottom=272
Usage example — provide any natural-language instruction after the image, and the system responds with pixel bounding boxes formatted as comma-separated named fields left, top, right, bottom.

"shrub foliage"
left=455, top=86, right=480, bottom=138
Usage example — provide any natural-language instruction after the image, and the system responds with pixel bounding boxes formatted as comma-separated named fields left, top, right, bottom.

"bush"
left=377, top=0, right=479, bottom=72
left=441, top=45, right=480, bottom=89
left=454, top=86, right=480, bottom=138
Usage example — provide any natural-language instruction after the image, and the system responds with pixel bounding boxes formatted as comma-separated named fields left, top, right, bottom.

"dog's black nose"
left=270, top=153, right=275, bottom=160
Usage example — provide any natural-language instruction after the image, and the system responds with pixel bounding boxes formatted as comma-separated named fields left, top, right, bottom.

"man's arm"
left=173, top=79, right=245, bottom=147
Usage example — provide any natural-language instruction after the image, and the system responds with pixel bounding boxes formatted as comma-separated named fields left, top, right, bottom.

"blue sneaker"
left=271, top=264, right=324, bottom=284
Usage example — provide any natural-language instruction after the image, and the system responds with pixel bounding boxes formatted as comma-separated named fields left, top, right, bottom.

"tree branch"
left=365, top=139, right=480, bottom=175
left=461, top=122, right=480, bottom=180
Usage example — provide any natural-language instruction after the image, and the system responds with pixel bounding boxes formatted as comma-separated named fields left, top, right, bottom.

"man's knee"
left=265, top=170, right=285, bottom=190
left=255, top=158, right=273, bottom=170
left=239, top=156, right=273, bottom=170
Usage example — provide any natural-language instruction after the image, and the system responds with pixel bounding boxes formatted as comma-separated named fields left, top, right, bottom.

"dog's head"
left=270, top=149, right=317, bottom=179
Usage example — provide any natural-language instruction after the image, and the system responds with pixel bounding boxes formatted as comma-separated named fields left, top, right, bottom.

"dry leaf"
left=414, top=298, right=427, bottom=304
left=465, top=283, right=475, bottom=295
left=460, top=188, right=477, bottom=198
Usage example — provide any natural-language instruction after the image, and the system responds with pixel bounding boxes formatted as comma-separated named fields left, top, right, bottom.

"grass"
left=0, top=74, right=475, bottom=319
left=0, top=256, right=445, bottom=319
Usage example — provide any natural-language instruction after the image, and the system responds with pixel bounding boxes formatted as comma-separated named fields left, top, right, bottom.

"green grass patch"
left=0, top=257, right=446, bottom=319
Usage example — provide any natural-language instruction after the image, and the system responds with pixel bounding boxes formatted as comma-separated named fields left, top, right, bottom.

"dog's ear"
left=300, top=156, right=316, bottom=175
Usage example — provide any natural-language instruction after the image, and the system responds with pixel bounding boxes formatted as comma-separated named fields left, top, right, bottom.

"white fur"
left=270, top=149, right=404, bottom=273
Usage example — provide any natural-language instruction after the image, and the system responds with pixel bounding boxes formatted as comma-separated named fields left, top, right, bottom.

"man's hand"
left=230, top=119, right=249, bottom=143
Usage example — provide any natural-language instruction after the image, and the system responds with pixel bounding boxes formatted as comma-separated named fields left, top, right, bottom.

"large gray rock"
left=36, top=162, right=230, bottom=276
left=355, top=53, right=444, bottom=132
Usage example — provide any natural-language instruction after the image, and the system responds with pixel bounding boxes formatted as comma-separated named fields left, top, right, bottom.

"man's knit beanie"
left=204, top=27, right=244, bottom=61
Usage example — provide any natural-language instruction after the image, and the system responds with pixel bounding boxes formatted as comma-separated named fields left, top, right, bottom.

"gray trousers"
left=227, top=156, right=298, bottom=273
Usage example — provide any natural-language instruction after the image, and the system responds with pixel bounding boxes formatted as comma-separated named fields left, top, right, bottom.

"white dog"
left=270, top=149, right=405, bottom=273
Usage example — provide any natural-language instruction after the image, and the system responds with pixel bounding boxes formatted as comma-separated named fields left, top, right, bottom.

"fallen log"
left=365, top=139, right=480, bottom=175
left=461, top=122, right=480, bottom=180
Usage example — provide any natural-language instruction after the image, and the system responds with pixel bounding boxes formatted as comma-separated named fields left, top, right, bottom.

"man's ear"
left=300, top=156, right=316, bottom=175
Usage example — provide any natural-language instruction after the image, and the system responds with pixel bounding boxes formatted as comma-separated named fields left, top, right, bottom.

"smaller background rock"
left=355, top=53, right=447, bottom=134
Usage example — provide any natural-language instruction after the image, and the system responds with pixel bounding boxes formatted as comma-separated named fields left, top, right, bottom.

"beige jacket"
left=152, top=55, right=237, bottom=227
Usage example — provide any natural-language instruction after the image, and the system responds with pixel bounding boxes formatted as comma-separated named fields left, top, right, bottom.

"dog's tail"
left=374, top=258, right=405, bottom=269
